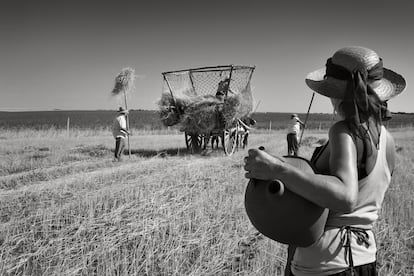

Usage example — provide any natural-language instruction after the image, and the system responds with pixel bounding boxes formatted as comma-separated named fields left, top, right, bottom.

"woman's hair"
left=337, top=91, right=386, bottom=157
left=340, top=94, right=382, bottom=126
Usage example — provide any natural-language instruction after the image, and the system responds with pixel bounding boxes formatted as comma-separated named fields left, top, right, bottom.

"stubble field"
left=0, top=127, right=413, bottom=275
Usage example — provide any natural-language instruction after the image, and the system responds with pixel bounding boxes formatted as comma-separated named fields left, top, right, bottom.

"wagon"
left=160, top=64, right=255, bottom=155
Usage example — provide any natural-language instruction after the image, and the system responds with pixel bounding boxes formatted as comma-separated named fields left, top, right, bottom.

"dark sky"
left=1, top=0, right=413, bottom=112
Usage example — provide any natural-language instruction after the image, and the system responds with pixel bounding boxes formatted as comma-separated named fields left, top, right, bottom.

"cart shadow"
left=123, top=147, right=228, bottom=158
left=124, top=147, right=192, bottom=158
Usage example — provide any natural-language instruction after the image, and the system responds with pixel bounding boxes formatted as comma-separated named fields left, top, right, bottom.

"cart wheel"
left=222, top=123, right=239, bottom=156
left=185, top=132, right=204, bottom=153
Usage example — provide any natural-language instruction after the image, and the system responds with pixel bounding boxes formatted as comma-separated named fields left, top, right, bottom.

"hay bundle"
left=111, top=67, right=136, bottom=96
left=157, top=85, right=253, bottom=133
left=179, top=95, right=223, bottom=133
left=222, top=85, right=253, bottom=126
left=157, top=92, right=192, bottom=126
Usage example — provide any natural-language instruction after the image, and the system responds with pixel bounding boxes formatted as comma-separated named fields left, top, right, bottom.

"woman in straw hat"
left=244, top=46, right=406, bottom=275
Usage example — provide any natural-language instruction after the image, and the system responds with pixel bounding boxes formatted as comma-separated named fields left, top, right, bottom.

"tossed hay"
left=111, top=67, right=136, bottom=96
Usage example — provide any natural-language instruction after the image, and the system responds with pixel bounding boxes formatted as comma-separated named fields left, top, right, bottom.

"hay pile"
left=222, top=84, right=253, bottom=124
left=157, top=92, right=191, bottom=127
left=180, top=95, right=223, bottom=133
left=158, top=85, right=253, bottom=133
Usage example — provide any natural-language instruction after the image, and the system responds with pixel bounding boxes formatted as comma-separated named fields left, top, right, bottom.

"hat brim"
left=305, top=67, right=406, bottom=101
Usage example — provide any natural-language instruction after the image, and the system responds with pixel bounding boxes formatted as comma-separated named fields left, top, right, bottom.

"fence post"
left=67, top=117, right=70, bottom=136
left=269, top=121, right=272, bottom=134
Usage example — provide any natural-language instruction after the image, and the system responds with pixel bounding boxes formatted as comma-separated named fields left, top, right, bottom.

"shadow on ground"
left=122, top=147, right=227, bottom=158
left=124, top=147, right=190, bottom=158
left=73, top=144, right=228, bottom=159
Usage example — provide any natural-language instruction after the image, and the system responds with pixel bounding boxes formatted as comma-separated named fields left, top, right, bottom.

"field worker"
left=287, top=113, right=305, bottom=156
left=112, top=107, right=129, bottom=161
left=216, top=77, right=230, bottom=101
left=244, top=46, right=406, bottom=275
left=239, top=116, right=257, bottom=148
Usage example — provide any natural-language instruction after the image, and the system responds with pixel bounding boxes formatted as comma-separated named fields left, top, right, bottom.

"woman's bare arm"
left=244, top=122, right=359, bottom=212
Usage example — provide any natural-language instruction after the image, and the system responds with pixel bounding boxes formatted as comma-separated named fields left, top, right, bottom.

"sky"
left=1, top=0, right=413, bottom=113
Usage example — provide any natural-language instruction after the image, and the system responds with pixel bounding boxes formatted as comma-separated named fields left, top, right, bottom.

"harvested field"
left=0, top=128, right=413, bottom=275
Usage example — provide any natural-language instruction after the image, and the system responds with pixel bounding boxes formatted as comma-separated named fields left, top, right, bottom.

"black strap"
left=340, top=226, right=370, bottom=275
left=310, top=142, right=329, bottom=166
left=310, top=132, right=369, bottom=179
left=354, top=133, right=368, bottom=180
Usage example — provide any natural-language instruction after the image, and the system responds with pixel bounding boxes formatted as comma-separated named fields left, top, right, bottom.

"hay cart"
left=160, top=65, right=255, bottom=155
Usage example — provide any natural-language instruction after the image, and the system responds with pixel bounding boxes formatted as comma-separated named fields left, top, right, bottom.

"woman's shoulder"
left=328, top=121, right=353, bottom=139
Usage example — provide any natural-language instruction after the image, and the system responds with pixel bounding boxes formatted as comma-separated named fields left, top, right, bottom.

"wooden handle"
left=268, top=179, right=285, bottom=196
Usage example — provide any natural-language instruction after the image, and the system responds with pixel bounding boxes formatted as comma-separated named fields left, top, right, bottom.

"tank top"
left=291, top=126, right=391, bottom=276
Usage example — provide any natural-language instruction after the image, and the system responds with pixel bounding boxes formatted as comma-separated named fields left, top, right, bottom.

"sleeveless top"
left=291, top=126, right=391, bottom=276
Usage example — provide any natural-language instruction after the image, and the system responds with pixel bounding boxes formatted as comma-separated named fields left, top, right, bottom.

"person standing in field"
left=112, top=107, right=129, bottom=161
left=239, top=116, right=257, bottom=148
left=216, top=77, right=231, bottom=100
left=244, top=46, right=406, bottom=275
left=287, top=113, right=305, bottom=156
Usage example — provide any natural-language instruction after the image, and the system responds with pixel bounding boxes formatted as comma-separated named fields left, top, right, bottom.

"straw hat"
left=305, top=46, right=406, bottom=101
left=117, top=107, right=129, bottom=114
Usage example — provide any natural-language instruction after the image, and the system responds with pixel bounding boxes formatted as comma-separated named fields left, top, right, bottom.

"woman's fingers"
left=244, top=149, right=262, bottom=179
left=243, top=147, right=283, bottom=180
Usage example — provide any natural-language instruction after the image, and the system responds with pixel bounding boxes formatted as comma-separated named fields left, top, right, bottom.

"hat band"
left=324, top=58, right=383, bottom=82
left=324, top=58, right=384, bottom=106
left=324, top=58, right=384, bottom=127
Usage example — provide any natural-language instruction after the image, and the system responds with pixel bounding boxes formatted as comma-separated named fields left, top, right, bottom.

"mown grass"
left=0, top=128, right=413, bottom=275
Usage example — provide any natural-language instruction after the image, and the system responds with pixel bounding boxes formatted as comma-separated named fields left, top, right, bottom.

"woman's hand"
left=244, top=148, right=285, bottom=180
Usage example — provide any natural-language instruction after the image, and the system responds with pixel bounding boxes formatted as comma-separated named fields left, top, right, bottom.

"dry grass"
left=0, top=128, right=412, bottom=275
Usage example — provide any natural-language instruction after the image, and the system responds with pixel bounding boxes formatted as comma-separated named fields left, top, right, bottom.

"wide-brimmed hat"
left=305, top=46, right=406, bottom=101
left=117, top=107, right=129, bottom=114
